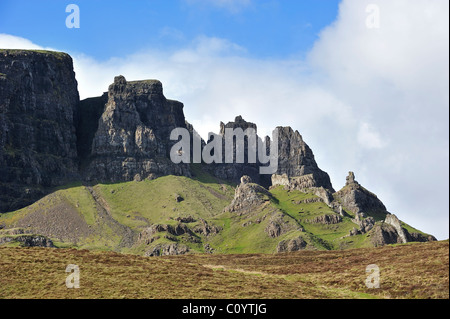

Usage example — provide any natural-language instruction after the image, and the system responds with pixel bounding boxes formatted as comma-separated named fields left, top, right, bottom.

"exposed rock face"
left=306, top=214, right=342, bottom=225
left=369, top=213, right=437, bottom=246
left=225, top=175, right=272, bottom=213
left=384, top=213, right=408, bottom=244
left=144, top=243, right=189, bottom=257
left=76, top=93, right=108, bottom=163
left=0, top=234, right=54, bottom=247
left=0, top=50, right=80, bottom=212
left=352, top=212, right=375, bottom=233
left=334, top=172, right=387, bottom=217
left=272, top=174, right=334, bottom=205
left=85, top=76, right=191, bottom=182
left=208, top=116, right=266, bottom=186
left=277, top=236, right=307, bottom=252
left=274, top=127, right=334, bottom=192
left=264, top=213, right=298, bottom=238
left=370, top=223, right=402, bottom=247
left=193, top=218, right=221, bottom=236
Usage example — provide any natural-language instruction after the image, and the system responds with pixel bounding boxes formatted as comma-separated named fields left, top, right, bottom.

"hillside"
left=0, top=167, right=435, bottom=255
left=0, top=241, right=447, bottom=299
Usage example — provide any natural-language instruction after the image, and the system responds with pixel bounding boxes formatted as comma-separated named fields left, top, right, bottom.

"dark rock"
left=0, top=50, right=80, bottom=212
left=0, top=234, right=54, bottom=247
left=265, top=220, right=282, bottom=238
left=277, top=236, right=307, bottom=252
left=274, top=127, right=335, bottom=192
left=206, top=116, right=265, bottom=186
left=204, top=243, right=215, bottom=254
left=334, top=172, right=387, bottom=217
left=175, top=216, right=196, bottom=223
left=193, top=218, right=221, bottom=236
left=352, top=212, right=375, bottom=233
left=175, top=194, right=184, bottom=203
left=370, top=223, right=402, bottom=247
left=306, top=214, right=342, bottom=225
left=144, top=243, right=189, bottom=256
left=85, top=75, right=191, bottom=182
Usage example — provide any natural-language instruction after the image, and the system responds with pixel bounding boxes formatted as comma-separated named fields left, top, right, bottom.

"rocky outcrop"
left=384, top=213, right=408, bottom=244
left=0, top=50, right=80, bottom=212
left=139, top=223, right=193, bottom=239
left=207, top=116, right=267, bottom=186
left=306, top=214, right=342, bottom=225
left=352, top=212, right=375, bottom=233
left=334, top=172, right=387, bottom=217
left=277, top=236, right=307, bottom=252
left=225, top=175, right=272, bottom=213
left=85, top=75, right=191, bottom=182
left=264, top=213, right=297, bottom=238
left=144, top=243, right=189, bottom=257
left=0, top=234, right=54, bottom=247
left=370, top=223, right=401, bottom=247
left=193, top=218, right=221, bottom=236
left=368, top=213, right=437, bottom=246
left=274, top=127, right=334, bottom=192
left=272, top=173, right=334, bottom=205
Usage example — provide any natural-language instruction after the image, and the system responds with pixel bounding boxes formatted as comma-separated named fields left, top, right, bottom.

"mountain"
left=0, top=49, right=437, bottom=255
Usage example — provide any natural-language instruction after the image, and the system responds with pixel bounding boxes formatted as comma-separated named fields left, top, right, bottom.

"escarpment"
left=0, top=50, right=79, bottom=212
left=0, top=49, right=437, bottom=251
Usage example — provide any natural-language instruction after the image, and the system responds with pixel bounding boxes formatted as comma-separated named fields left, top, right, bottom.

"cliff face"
left=208, top=116, right=264, bottom=185
left=84, top=75, right=191, bottom=182
left=0, top=50, right=79, bottom=212
left=273, top=127, right=335, bottom=192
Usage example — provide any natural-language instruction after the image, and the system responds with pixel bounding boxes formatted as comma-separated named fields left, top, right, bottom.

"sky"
left=0, top=0, right=448, bottom=240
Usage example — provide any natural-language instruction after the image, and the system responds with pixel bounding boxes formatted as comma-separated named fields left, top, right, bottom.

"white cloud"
left=0, top=0, right=448, bottom=240
left=0, top=33, right=52, bottom=50
left=357, top=122, right=386, bottom=149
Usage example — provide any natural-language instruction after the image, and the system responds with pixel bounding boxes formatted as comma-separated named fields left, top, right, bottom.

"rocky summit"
left=0, top=49, right=437, bottom=253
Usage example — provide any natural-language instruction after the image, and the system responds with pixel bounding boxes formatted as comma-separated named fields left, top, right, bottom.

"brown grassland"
left=0, top=241, right=448, bottom=299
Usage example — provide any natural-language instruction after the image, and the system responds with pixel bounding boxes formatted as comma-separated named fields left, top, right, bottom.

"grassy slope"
left=0, top=170, right=435, bottom=254
left=0, top=241, right=447, bottom=299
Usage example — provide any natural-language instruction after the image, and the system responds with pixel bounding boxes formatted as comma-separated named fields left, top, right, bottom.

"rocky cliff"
left=0, top=50, right=79, bottom=212
left=274, top=127, right=335, bottom=192
left=207, top=116, right=266, bottom=185
left=84, top=75, right=191, bottom=182
left=0, top=50, right=437, bottom=249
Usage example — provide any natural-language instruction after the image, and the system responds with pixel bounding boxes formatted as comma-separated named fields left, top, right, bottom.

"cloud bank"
left=1, top=0, right=448, bottom=239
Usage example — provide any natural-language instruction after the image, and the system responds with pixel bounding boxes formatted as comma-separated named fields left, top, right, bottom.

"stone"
left=306, top=214, right=342, bottom=225
left=84, top=75, right=191, bottom=182
left=144, top=243, right=189, bottom=256
left=384, top=213, right=408, bottom=244
left=334, top=172, right=387, bottom=217
left=193, top=218, right=221, bottom=236
left=225, top=176, right=273, bottom=213
left=0, top=50, right=80, bottom=212
left=274, top=127, right=335, bottom=192
left=277, top=236, right=307, bottom=252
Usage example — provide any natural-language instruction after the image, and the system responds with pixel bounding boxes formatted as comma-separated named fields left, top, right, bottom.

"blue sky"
left=0, top=0, right=339, bottom=60
left=0, top=1, right=448, bottom=240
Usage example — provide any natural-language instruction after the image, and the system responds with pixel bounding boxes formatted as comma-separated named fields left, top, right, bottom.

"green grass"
left=0, top=172, right=436, bottom=255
